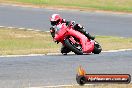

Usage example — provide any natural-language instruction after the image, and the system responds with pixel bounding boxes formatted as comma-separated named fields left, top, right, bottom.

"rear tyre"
left=64, top=38, right=83, bottom=55
left=93, top=41, right=102, bottom=54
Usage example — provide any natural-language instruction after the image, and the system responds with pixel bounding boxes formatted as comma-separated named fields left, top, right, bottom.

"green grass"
left=1, top=0, right=132, bottom=12
left=96, top=36, right=132, bottom=51
left=0, top=27, right=131, bottom=55
left=0, top=28, right=60, bottom=55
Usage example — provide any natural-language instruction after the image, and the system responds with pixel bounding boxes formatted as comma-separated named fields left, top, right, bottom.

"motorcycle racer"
left=50, top=14, right=95, bottom=40
left=49, top=14, right=95, bottom=54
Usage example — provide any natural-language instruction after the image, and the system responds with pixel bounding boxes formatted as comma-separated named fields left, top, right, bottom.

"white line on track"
left=0, top=25, right=43, bottom=32
left=0, top=49, right=131, bottom=57
left=25, top=84, right=93, bottom=88
left=102, top=49, right=132, bottom=53
left=0, top=54, right=46, bottom=57
left=26, top=84, right=76, bottom=88
left=0, top=26, right=5, bottom=28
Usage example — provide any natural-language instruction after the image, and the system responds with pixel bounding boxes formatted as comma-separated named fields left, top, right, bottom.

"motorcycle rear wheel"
left=93, top=41, right=102, bottom=54
left=64, top=38, right=83, bottom=55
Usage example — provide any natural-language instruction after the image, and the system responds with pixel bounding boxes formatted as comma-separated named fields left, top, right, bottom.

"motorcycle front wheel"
left=64, top=38, right=83, bottom=55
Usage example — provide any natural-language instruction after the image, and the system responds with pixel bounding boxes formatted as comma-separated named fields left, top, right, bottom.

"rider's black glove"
left=50, top=27, right=55, bottom=38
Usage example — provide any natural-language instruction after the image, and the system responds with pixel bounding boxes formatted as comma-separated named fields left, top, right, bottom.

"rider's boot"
left=83, top=32, right=95, bottom=40
left=78, top=28, right=95, bottom=40
left=73, top=24, right=95, bottom=40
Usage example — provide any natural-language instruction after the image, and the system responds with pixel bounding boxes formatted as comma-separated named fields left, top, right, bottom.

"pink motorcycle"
left=53, top=23, right=102, bottom=55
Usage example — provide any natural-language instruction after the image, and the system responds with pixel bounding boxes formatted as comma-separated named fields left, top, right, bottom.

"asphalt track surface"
left=0, top=4, right=132, bottom=37
left=0, top=5, right=132, bottom=88
left=0, top=50, right=132, bottom=88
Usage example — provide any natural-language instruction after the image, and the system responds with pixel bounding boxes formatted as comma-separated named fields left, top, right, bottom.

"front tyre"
left=64, top=38, right=83, bottom=55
